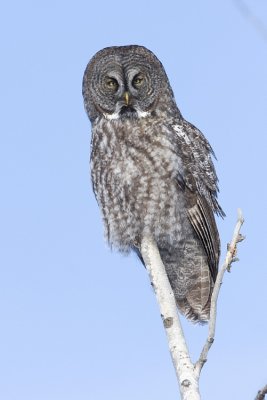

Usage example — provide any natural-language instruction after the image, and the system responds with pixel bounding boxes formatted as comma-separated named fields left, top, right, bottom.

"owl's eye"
left=132, top=74, right=144, bottom=89
left=104, top=77, right=119, bottom=92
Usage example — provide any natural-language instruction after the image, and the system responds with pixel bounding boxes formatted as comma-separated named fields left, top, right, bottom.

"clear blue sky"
left=1, top=1, right=267, bottom=399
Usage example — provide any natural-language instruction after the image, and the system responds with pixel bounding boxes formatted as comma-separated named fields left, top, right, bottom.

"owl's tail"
left=176, top=274, right=215, bottom=324
left=158, top=242, right=214, bottom=324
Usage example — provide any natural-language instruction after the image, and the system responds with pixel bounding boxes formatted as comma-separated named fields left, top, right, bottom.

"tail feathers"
left=182, top=263, right=212, bottom=323
left=177, top=286, right=212, bottom=324
left=176, top=270, right=214, bottom=323
left=158, top=244, right=214, bottom=324
left=133, top=243, right=215, bottom=323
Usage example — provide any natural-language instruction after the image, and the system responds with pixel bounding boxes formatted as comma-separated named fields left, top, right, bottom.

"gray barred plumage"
left=83, top=45, right=224, bottom=323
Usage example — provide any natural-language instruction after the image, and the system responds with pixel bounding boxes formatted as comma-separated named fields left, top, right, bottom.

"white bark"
left=140, top=210, right=244, bottom=399
left=255, top=384, right=267, bottom=400
left=141, top=235, right=201, bottom=400
left=195, top=208, right=245, bottom=376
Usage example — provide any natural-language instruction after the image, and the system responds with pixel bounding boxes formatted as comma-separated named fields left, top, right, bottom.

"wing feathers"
left=173, top=119, right=222, bottom=282
left=187, top=196, right=219, bottom=281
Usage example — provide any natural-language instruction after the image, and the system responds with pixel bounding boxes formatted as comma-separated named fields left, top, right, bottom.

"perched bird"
left=82, top=45, right=224, bottom=323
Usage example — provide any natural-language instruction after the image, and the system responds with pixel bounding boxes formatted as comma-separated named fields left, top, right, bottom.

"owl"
left=82, top=45, right=224, bottom=323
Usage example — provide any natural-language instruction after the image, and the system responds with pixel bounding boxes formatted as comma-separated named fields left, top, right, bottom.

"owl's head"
left=82, top=45, right=178, bottom=123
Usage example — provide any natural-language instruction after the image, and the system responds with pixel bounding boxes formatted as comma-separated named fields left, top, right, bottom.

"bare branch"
left=195, top=209, right=245, bottom=376
left=141, top=209, right=244, bottom=398
left=255, top=384, right=267, bottom=400
left=232, top=0, right=267, bottom=43
left=141, top=235, right=200, bottom=400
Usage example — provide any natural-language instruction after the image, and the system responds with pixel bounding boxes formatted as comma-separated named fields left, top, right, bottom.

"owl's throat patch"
left=119, top=105, right=137, bottom=118
left=103, top=106, right=150, bottom=120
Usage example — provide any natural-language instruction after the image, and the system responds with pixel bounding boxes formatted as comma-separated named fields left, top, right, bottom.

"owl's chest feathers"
left=93, top=117, right=182, bottom=180
left=91, top=117, right=186, bottom=247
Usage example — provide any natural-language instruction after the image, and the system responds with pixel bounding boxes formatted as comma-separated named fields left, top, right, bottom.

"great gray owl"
left=82, top=45, right=224, bottom=323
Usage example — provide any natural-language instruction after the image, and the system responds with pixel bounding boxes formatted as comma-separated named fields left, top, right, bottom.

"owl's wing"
left=172, top=120, right=224, bottom=280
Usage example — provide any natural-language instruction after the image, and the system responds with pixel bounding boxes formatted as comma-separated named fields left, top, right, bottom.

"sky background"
left=1, top=1, right=267, bottom=399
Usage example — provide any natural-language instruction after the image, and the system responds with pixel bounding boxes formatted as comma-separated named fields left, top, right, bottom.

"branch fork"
left=141, top=209, right=244, bottom=399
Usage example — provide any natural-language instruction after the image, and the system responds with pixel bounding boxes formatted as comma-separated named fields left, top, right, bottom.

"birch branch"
left=141, top=209, right=244, bottom=399
left=195, top=208, right=245, bottom=376
left=255, top=384, right=267, bottom=400
left=141, top=235, right=200, bottom=400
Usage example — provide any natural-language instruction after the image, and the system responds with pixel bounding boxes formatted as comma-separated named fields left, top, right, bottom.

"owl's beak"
left=124, top=91, right=130, bottom=106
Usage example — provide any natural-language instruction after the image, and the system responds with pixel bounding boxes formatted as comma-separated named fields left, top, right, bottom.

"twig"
left=232, top=0, right=267, bottom=43
left=195, top=209, right=245, bottom=376
left=255, top=384, right=267, bottom=400
left=141, top=235, right=201, bottom=400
